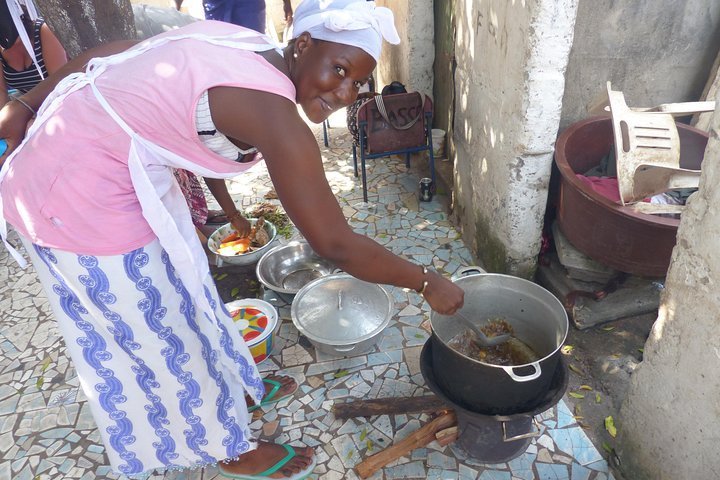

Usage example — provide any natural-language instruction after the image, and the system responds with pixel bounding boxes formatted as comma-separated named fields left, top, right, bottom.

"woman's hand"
left=422, top=270, right=464, bottom=315
left=228, top=212, right=252, bottom=238
left=0, top=99, right=35, bottom=166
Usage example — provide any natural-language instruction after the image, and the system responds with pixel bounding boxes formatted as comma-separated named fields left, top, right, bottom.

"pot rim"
left=291, top=273, right=393, bottom=346
left=431, top=272, right=569, bottom=368
left=255, top=241, right=308, bottom=294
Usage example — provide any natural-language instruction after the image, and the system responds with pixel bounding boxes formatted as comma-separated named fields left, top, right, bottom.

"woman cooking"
left=0, top=0, right=464, bottom=478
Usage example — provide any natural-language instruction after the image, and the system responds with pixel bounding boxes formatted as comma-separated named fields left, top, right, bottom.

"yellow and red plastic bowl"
left=226, top=298, right=279, bottom=364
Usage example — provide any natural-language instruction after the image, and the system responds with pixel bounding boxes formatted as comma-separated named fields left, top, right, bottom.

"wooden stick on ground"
left=355, top=411, right=457, bottom=479
left=333, top=395, right=448, bottom=419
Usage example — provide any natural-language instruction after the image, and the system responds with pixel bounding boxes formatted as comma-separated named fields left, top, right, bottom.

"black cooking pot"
left=430, top=268, right=568, bottom=415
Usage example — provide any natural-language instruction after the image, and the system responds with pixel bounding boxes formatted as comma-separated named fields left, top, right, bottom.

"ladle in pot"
left=454, top=311, right=511, bottom=347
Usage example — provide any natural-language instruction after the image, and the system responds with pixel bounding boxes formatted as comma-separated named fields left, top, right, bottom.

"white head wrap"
left=289, top=0, right=400, bottom=62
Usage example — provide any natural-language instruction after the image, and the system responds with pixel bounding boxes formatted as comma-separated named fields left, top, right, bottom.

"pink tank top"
left=1, top=21, right=295, bottom=255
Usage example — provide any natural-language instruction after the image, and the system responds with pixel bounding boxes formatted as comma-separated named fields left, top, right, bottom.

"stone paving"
left=0, top=111, right=615, bottom=479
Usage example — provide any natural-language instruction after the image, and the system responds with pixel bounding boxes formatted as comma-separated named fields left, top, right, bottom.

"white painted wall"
left=375, top=0, right=434, bottom=97
left=452, top=0, right=578, bottom=275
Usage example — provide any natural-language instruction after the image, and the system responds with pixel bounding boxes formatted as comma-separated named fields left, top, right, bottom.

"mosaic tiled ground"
left=0, top=112, right=615, bottom=479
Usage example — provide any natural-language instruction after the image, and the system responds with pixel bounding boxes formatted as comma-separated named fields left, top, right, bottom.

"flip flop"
left=218, top=444, right=316, bottom=480
left=248, top=377, right=298, bottom=413
left=206, top=210, right=229, bottom=225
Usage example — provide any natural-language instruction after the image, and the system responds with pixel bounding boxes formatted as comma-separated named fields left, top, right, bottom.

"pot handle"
left=333, top=345, right=357, bottom=353
left=501, top=362, right=542, bottom=382
left=451, top=266, right=487, bottom=281
left=502, top=417, right=542, bottom=442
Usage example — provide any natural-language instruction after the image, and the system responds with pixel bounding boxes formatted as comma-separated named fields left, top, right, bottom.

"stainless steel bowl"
left=207, top=219, right=277, bottom=266
left=291, top=273, right=393, bottom=357
left=256, top=241, right=337, bottom=296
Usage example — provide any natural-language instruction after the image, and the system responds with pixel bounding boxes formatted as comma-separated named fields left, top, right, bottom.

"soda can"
left=419, top=177, right=433, bottom=202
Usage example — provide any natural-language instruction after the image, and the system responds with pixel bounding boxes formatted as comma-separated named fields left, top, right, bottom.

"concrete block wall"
left=452, top=0, right=578, bottom=276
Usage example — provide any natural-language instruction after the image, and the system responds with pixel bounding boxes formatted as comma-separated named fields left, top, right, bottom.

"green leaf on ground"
left=40, top=356, right=52, bottom=373
left=569, top=364, right=583, bottom=375
left=605, top=416, right=617, bottom=437
left=601, top=326, right=615, bottom=332
left=568, top=392, right=585, bottom=399
left=366, top=440, right=374, bottom=451
left=230, top=287, right=240, bottom=298
left=596, top=392, right=602, bottom=403
left=333, top=369, right=350, bottom=379
left=579, top=385, right=593, bottom=391
left=216, top=273, right=228, bottom=281
left=602, top=441, right=613, bottom=453
left=36, top=377, right=44, bottom=389
left=638, top=348, right=644, bottom=353
left=415, top=334, right=425, bottom=339
left=359, top=429, right=367, bottom=441
left=561, top=345, right=574, bottom=355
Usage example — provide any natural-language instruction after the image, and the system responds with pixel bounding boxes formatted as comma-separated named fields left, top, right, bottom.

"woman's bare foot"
left=220, top=441, right=315, bottom=478
left=245, top=375, right=297, bottom=409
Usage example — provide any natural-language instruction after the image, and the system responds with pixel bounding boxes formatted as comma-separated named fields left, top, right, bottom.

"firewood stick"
left=355, top=411, right=457, bottom=479
left=333, top=395, right=448, bottom=419
left=435, top=426, right=458, bottom=447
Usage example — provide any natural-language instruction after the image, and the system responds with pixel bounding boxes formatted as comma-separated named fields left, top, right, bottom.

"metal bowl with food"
left=256, top=241, right=337, bottom=299
left=208, top=218, right=277, bottom=266
left=291, top=273, right=393, bottom=357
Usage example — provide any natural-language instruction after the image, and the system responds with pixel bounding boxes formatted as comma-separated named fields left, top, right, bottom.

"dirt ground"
left=561, top=311, right=657, bottom=477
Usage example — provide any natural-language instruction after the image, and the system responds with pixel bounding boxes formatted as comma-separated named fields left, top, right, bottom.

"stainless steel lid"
left=291, top=273, right=393, bottom=345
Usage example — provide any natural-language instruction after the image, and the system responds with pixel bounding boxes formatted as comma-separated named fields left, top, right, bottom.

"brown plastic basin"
left=554, top=116, right=708, bottom=277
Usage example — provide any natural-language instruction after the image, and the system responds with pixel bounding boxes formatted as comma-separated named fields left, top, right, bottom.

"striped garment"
left=1, top=19, right=47, bottom=93
left=21, top=235, right=264, bottom=478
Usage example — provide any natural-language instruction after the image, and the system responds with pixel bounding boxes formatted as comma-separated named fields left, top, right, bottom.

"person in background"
left=0, top=1, right=464, bottom=478
left=0, top=0, right=66, bottom=106
left=176, top=0, right=294, bottom=34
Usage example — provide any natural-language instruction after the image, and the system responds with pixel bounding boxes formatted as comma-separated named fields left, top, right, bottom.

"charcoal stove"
left=420, top=341, right=569, bottom=463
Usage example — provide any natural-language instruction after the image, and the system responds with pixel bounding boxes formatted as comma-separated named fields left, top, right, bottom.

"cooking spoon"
left=454, top=311, right=511, bottom=347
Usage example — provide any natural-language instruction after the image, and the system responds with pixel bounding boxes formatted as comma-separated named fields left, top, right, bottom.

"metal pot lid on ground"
left=291, top=273, right=392, bottom=347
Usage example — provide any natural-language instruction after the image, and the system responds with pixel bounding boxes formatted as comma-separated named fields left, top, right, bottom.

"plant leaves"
left=605, top=415, right=617, bottom=437
left=638, top=348, right=644, bottom=353
left=569, top=392, right=585, bottom=399
left=579, top=385, right=593, bottom=391
left=333, top=369, right=350, bottom=379
left=602, top=441, right=613, bottom=453
left=595, top=393, right=602, bottom=403
left=230, top=287, right=240, bottom=298
left=359, top=429, right=367, bottom=441
left=36, top=377, right=44, bottom=389
left=569, top=364, right=583, bottom=375
left=216, top=273, right=228, bottom=281
left=366, top=440, right=374, bottom=451
left=574, top=404, right=582, bottom=416
left=561, top=345, right=574, bottom=355
left=40, top=356, right=52, bottom=373
left=601, top=326, right=615, bottom=332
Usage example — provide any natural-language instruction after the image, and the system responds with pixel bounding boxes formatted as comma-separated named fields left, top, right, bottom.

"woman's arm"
left=0, top=75, right=9, bottom=108
left=204, top=177, right=251, bottom=237
left=0, top=39, right=139, bottom=163
left=38, top=23, right=68, bottom=75
left=208, top=86, right=464, bottom=314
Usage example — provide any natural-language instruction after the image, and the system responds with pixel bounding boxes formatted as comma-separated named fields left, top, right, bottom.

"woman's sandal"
left=248, top=377, right=298, bottom=413
left=218, top=444, right=316, bottom=480
left=206, top=209, right=229, bottom=225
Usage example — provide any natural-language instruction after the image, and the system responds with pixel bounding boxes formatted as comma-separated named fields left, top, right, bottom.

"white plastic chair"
left=605, top=82, right=715, bottom=207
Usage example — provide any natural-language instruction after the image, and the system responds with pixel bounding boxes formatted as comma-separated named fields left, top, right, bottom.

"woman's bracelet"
left=416, top=265, right=429, bottom=295
left=13, top=97, right=36, bottom=117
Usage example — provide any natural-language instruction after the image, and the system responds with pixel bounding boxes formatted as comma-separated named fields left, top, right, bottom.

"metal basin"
left=291, top=273, right=393, bottom=357
left=256, top=241, right=337, bottom=297
left=207, top=219, right=277, bottom=266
